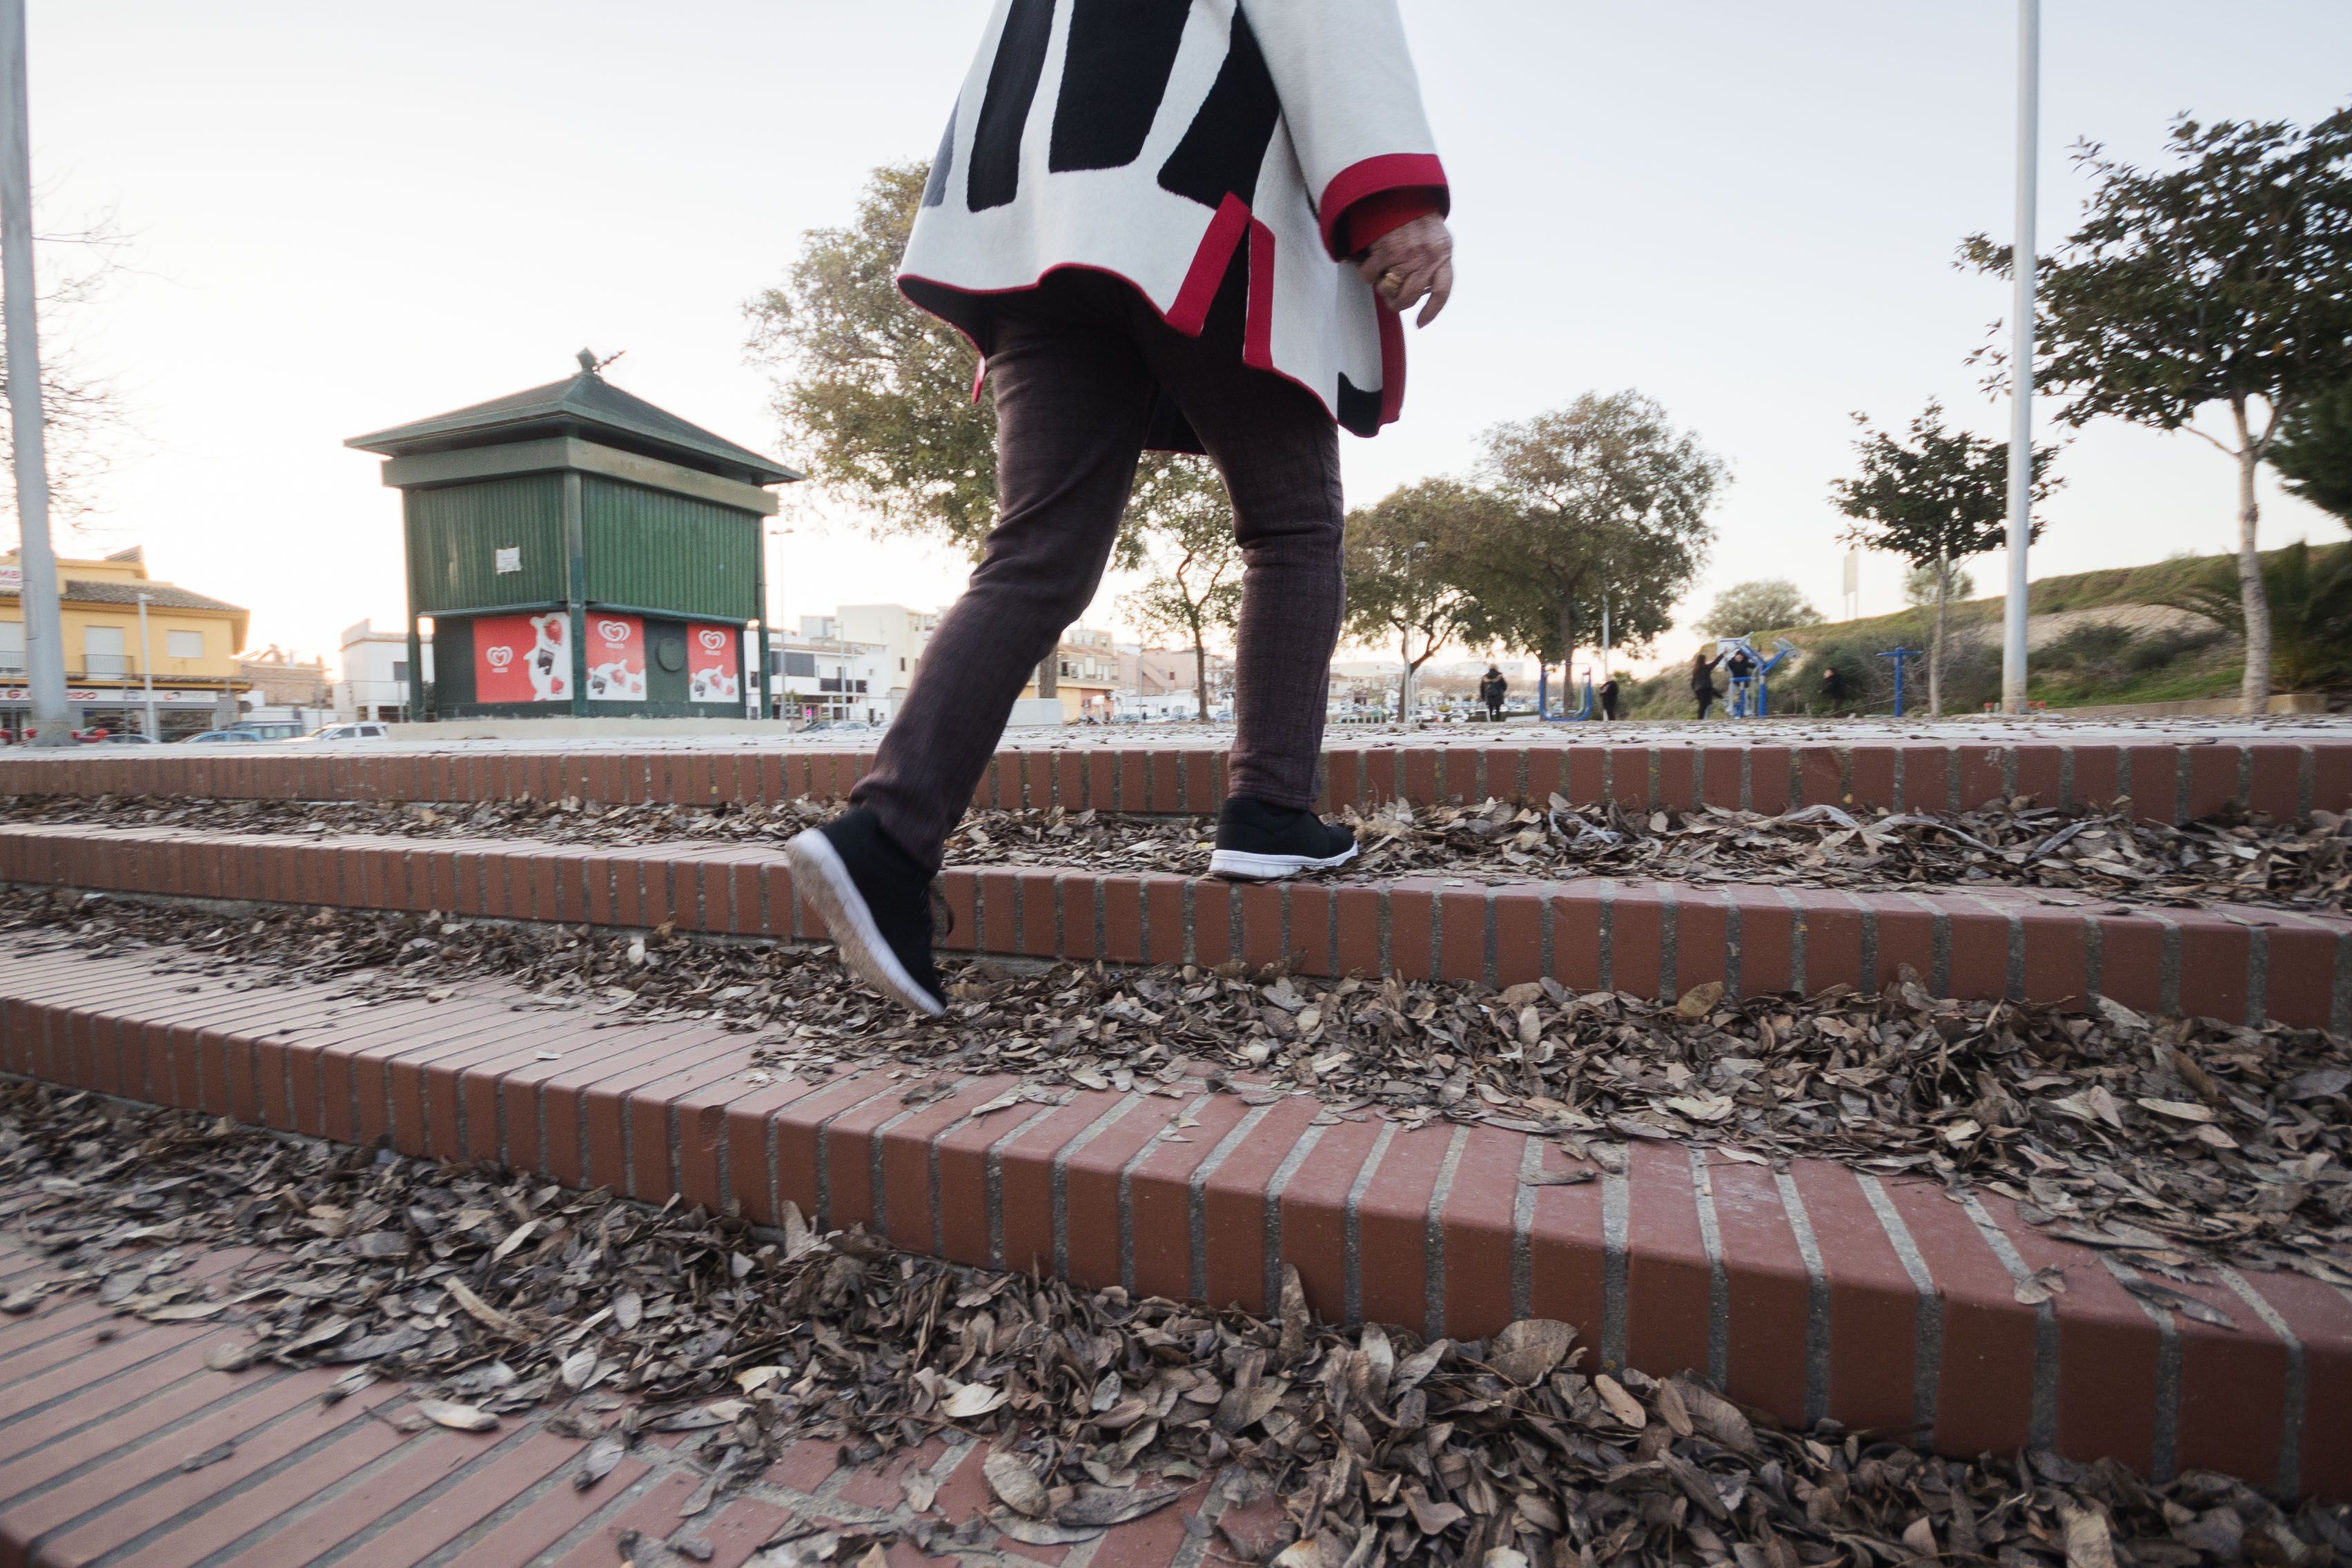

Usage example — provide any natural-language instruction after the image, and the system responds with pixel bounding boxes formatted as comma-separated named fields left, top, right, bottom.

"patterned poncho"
left=899, top=0, right=1450, bottom=440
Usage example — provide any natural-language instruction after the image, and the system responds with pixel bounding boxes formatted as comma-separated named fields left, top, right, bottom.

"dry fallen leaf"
left=2014, top=1265, right=2068, bottom=1306
left=941, top=1382, right=1008, bottom=1418
left=1488, top=1319, right=1578, bottom=1385
left=983, top=1450, right=1049, bottom=1517
left=574, top=1434, right=624, bottom=1490
left=411, top=1399, right=498, bottom=1432
left=1673, top=981, right=1725, bottom=1021
left=1592, top=1373, right=1647, bottom=1429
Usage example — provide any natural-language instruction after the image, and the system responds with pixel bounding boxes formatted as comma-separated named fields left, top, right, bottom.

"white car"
left=296, top=722, right=393, bottom=743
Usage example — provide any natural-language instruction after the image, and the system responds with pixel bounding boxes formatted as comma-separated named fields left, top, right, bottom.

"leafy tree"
left=744, top=164, right=999, bottom=553
left=1341, top=480, right=1487, bottom=720
left=2273, top=380, right=2352, bottom=525
left=1830, top=402, right=2057, bottom=717
left=1449, top=392, right=1727, bottom=672
left=1903, top=560, right=1977, bottom=607
left=2151, top=540, right=2352, bottom=693
left=1697, top=579, right=1823, bottom=640
left=1117, top=459, right=1242, bottom=720
left=1961, top=106, right=2352, bottom=712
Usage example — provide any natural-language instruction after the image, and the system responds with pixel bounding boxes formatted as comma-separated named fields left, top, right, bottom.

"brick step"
left=6, top=823, right=2349, bottom=1030
left=1, top=937, right=2344, bottom=1497
left=0, top=1229, right=1216, bottom=1567
left=6, top=732, right=2349, bottom=824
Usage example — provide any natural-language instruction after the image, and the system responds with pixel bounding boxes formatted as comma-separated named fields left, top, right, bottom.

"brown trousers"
left=853, top=273, right=1346, bottom=870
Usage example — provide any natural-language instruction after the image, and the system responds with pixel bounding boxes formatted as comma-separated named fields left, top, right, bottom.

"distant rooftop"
left=346, top=356, right=803, bottom=487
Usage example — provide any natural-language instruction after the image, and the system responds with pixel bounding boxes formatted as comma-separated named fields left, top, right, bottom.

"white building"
left=767, top=633, right=896, bottom=725
left=333, top=619, right=433, bottom=722
left=834, top=605, right=939, bottom=709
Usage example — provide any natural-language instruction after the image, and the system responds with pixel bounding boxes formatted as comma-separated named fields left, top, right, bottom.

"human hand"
left=1356, top=213, right=1454, bottom=326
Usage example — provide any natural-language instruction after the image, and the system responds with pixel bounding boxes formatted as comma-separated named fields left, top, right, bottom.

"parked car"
left=295, top=722, right=392, bottom=743
left=230, top=721, right=308, bottom=741
left=180, top=729, right=264, bottom=744
left=95, top=732, right=159, bottom=744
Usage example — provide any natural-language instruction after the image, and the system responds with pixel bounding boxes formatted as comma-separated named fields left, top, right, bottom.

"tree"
left=1961, top=106, right=2352, bottom=712
left=743, top=164, right=1000, bottom=554
left=0, top=212, right=133, bottom=533
left=2152, top=540, right=2352, bottom=694
left=1449, top=392, right=1726, bottom=674
left=1903, top=560, right=1976, bottom=607
left=2273, top=380, right=2352, bottom=525
left=1697, top=579, right=1823, bottom=640
left=1342, top=480, right=1486, bottom=720
left=1830, top=402, right=2057, bottom=718
left=1118, top=459, right=1242, bottom=719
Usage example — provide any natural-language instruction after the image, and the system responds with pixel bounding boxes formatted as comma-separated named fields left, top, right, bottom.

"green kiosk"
left=349, top=353, right=801, bottom=721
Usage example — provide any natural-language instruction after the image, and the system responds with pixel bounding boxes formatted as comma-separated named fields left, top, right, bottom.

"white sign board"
left=0, top=565, right=19, bottom=592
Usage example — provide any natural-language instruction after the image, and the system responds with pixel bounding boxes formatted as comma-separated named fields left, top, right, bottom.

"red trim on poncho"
left=1317, top=153, right=1449, bottom=262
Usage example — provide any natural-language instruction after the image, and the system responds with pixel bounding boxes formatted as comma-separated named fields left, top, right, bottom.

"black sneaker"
left=785, top=808, right=946, bottom=1017
left=1208, top=796, right=1360, bottom=881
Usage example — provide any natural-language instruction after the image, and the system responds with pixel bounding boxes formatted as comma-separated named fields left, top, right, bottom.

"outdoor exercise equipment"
left=1879, top=647, right=1925, bottom=717
left=1717, top=636, right=1798, bottom=718
left=1535, top=664, right=1596, bottom=722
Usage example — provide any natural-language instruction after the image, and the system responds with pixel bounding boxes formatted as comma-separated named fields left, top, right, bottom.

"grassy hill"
left=1623, top=540, right=2349, bottom=718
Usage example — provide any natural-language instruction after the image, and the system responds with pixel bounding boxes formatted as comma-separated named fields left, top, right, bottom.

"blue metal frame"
left=1715, top=636, right=1799, bottom=717
left=1535, top=664, right=1594, bottom=721
left=1878, top=647, right=1924, bottom=716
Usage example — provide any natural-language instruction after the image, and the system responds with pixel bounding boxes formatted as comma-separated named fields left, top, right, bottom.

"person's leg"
left=1129, top=313, right=1344, bottom=812
left=850, top=309, right=1157, bottom=870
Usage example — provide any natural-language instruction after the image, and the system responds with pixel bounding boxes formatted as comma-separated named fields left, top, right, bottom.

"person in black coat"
left=1598, top=675, right=1621, bottom=721
left=1821, top=663, right=1846, bottom=716
left=1479, top=666, right=1507, bottom=721
left=1689, top=647, right=1724, bottom=720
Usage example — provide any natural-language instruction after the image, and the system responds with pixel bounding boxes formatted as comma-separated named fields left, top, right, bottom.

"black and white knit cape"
left=898, top=0, right=1449, bottom=439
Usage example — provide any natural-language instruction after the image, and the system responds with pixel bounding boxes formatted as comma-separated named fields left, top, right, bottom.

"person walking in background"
left=1821, top=663, right=1847, bottom=716
left=1598, top=674, right=1621, bottom=721
left=788, top=0, right=1456, bottom=1017
left=1690, top=647, right=1724, bottom=721
left=1479, top=665, right=1507, bottom=721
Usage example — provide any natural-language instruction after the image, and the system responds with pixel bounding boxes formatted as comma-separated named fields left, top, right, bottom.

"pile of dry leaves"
left=7, top=791, right=2350, bottom=911
left=1, top=1082, right=2344, bottom=1567
left=3, top=887, right=2348, bottom=1286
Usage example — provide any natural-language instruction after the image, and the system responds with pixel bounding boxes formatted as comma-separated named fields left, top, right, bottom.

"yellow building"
left=0, top=547, right=251, bottom=736
left=1020, top=625, right=1121, bottom=722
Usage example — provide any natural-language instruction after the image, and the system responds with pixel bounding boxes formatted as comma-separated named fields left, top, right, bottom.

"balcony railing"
left=83, top=654, right=131, bottom=676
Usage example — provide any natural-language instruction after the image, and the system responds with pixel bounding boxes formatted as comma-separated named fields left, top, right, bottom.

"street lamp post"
left=135, top=592, right=157, bottom=738
left=1999, top=0, right=2041, bottom=715
left=0, top=0, right=68, bottom=746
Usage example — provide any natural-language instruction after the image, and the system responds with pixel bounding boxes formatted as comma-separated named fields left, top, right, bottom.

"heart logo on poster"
left=698, top=629, right=726, bottom=652
left=485, top=647, right=513, bottom=669
left=597, top=620, right=631, bottom=645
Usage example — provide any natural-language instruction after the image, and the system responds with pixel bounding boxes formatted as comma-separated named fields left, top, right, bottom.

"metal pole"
left=135, top=591, right=156, bottom=738
left=0, top=0, right=65, bottom=746
left=1999, top=0, right=2040, bottom=715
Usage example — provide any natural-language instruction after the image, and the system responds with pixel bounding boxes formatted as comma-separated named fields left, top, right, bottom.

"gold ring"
left=1381, top=269, right=1406, bottom=293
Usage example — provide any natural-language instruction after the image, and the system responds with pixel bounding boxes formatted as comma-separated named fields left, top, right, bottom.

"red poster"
left=585, top=614, right=646, bottom=702
left=473, top=613, right=569, bottom=703
left=687, top=623, right=739, bottom=703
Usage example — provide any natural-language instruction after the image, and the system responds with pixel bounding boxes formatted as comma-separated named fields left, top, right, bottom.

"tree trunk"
left=2233, top=399, right=2271, bottom=714
left=1035, top=656, right=1057, bottom=700
left=1398, top=630, right=1413, bottom=724
left=1929, top=553, right=1949, bottom=718
left=1194, top=638, right=1210, bottom=722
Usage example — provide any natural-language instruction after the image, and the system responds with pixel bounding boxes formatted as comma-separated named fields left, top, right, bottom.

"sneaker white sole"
left=1207, top=841, right=1361, bottom=881
left=784, top=830, right=946, bottom=1018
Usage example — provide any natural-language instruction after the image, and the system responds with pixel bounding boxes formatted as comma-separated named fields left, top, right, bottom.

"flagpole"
left=0, top=0, right=66, bottom=745
left=1999, top=0, right=2040, bottom=716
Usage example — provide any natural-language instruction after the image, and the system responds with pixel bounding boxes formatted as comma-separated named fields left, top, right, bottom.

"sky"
left=12, top=0, right=2351, bottom=676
